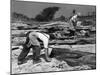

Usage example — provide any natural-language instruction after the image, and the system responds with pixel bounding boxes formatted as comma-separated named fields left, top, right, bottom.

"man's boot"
left=32, top=46, right=41, bottom=64
left=18, top=44, right=30, bottom=65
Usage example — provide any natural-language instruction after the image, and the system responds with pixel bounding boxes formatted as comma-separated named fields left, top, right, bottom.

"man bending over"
left=18, top=31, right=53, bottom=65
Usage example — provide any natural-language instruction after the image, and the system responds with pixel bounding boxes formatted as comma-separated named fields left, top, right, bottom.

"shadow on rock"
left=49, top=48, right=96, bottom=68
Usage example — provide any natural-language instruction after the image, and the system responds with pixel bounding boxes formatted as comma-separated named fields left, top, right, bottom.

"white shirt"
left=70, top=14, right=78, bottom=22
left=29, top=32, right=50, bottom=48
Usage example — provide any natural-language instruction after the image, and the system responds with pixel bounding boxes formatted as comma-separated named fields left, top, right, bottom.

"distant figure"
left=70, top=12, right=81, bottom=28
left=18, top=31, right=55, bottom=65
left=68, top=12, right=81, bottom=37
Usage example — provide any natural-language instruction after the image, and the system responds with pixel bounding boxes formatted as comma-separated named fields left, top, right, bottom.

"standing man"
left=18, top=31, right=52, bottom=65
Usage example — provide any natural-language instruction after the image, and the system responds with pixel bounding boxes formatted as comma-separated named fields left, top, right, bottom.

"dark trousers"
left=72, top=20, right=77, bottom=27
left=18, top=44, right=41, bottom=62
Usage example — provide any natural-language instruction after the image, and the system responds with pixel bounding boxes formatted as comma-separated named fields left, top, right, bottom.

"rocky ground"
left=11, top=44, right=96, bottom=74
left=11, top=21, right=96, bottom=74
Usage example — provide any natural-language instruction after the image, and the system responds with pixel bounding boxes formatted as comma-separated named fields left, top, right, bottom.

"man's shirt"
left=28, top=32, right=49, bottom=48
left=70, top=14, right=78, bottom=22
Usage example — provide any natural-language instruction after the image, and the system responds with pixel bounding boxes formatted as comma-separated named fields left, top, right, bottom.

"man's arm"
left=43, top=37, right=49, bottom=48
left=40, top=33, right=50, bottom=48
left=42, top=34, right=52, bottom=62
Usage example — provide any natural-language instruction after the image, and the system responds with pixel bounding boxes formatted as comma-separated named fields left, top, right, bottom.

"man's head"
left=25, top=31, right=32, bottom=37
left=49, top=33, right=56, bottom=40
